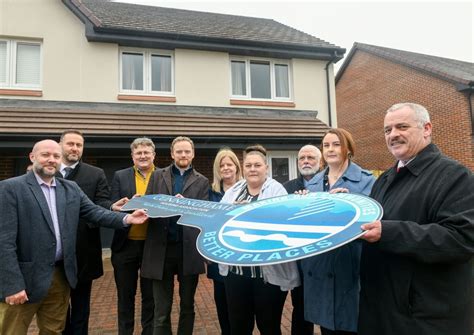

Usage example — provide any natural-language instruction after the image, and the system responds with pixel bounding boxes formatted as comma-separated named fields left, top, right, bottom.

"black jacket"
left=283, top=176, right=306, bottom=194
left=57, top=162, right=112, bottom=282
left=359, top=144, right=474, bottom=335
left=110, top=167, right=136, bottom=253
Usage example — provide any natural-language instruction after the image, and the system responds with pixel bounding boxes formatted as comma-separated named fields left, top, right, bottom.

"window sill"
left=230, top=99, right=295, bottom=108
left=0, top=89, right=42, bottom=97
left=118, top=94, right=176, bottom=102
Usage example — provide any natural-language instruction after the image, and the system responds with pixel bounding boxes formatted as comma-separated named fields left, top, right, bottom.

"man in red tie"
left=359, top=103, right=474, bottom=335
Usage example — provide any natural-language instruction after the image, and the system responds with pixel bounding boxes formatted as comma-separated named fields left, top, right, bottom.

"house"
left=336, top=42, right=474, bottom=172
left=0, top=0, right=345, bottom=183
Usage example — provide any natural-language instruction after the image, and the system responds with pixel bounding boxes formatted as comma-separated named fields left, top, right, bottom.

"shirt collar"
left=172, top=163, right=192, bottom=176
left=60, top=161, right=79, bottom=173
left=34, top=171, right=57, bottom=187
left=134, top=165, right=155, bottom=178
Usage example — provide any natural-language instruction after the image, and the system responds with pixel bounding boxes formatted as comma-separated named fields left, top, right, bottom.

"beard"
left=64, top=152, right=81, bottom=164
left=299, top=166, right=319, bottom=176
left=175, top=159, right=191, bottom=169
left=33, top=163, right=58, bottom=178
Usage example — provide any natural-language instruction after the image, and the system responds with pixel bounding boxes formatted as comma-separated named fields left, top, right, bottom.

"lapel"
left=163, top=166, right=173, bottom=195
left=26, top=173, right=56, bottom=235
left=68, top=162, right=80, bottom=180
left=182, top=170, right=197, bottom=195
left=127, top=167, right=137, bottom=196
left=55, top=179, right=67, bottom=236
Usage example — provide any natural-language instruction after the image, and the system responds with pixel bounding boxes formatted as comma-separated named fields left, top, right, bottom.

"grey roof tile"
left=337, top=42, right=474, bottom=85
left=78, top=0, right=340, bottom=49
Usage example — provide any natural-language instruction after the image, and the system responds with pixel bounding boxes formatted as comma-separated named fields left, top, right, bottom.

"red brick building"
left=336, top=42, right=474, bottom=172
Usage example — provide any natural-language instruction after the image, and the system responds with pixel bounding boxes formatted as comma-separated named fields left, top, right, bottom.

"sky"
left=116, top=0, right=474, bottom=72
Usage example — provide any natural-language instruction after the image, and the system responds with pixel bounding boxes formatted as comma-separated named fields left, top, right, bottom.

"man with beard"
left=283, top=144, right=321, bottom=335
left=110, top=137, right=156, bottom=335
left=58, top=130, right=113, bottom=335
left=0, top=140, right=148, bottom=334
left=141, top=136, right=209, bottom=335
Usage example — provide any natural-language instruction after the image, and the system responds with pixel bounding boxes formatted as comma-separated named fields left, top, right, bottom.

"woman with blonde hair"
left=208, top=148, right=242, bottom=335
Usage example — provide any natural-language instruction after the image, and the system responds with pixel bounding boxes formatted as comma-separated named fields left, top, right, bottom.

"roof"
left=64, top=0, right=345, bottom=60
left=336, top=42, right=474, bottom=87
left=0, top=100, right=329, bottom=144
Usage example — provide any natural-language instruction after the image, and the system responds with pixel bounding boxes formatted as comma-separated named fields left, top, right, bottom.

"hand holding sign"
left=122, top=192, right=382, bottom=266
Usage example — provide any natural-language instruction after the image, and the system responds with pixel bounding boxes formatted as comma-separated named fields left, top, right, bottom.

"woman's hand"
left=329, top=187, right=349, bottom=194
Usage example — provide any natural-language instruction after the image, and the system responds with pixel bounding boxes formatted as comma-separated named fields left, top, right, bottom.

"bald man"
left=0, top=139, right=148, bottom=335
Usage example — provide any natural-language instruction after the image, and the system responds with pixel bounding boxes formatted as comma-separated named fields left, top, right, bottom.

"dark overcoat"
left=57, top=162, right=112, bottom=282
left=141, top=165, right=209, bottom=280
left=359, top=144, right=474, bottom=335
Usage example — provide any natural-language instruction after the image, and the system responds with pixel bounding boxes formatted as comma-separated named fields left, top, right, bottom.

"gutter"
left=325, top=51, right=344, bottom=127
left=456, top=82, right=474, bottom=136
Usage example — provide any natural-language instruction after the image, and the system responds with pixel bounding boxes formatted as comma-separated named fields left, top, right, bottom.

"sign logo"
left=122, top=192, right=382, bottom=266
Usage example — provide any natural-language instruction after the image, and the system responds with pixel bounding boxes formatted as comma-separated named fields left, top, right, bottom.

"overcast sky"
left=117, top=0, right=473, bottom=72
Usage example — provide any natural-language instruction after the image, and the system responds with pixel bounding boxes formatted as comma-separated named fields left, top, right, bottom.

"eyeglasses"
left=133, top=151, right=154, bottom=157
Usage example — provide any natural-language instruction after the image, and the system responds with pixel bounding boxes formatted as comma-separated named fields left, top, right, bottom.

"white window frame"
left=229, top=56, right=293, bottom=102
left=0, top=39, right=42, bottom=90
left=267, top=151, right=298, bottom=182
left=119, top=48, right=174, bottom=96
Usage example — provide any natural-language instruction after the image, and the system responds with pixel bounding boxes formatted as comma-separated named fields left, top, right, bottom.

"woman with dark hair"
left=219, top=145, right=300, bottom=335
left=207, top=148, right=242, bottom=335
left=301, top=128, right=375, bottom=335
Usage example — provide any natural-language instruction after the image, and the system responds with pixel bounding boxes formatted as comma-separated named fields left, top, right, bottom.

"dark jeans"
left=213, top=279, right=230, bottom=335
left=112, top=239, right=154, bottom=335
left=152, top=242, right=199, bottom=335
left=290, top=284, right=314, bottom=335
left=63, top=280, right=92, bottom=335
left=224, top=271, right=287, bottom=335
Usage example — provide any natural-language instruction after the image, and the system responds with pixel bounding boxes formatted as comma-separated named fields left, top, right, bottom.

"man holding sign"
left=141, top=136, right=209, bottom=335
left=360, top=103, right=474, bottom=335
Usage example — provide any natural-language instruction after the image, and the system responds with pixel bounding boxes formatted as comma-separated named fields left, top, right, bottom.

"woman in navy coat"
left=301, top=128, right=375, bottom=335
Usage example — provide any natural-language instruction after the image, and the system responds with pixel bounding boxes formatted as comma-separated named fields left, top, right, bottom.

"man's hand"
left=125, top=209, right=148, bottom=225
left=295, top=189, right=309, bottom=195
left=111, top=197, right=129, bottom=211
left=5, top=290, right=28, bottom=305
left=360, top=220, right=382, bottom=242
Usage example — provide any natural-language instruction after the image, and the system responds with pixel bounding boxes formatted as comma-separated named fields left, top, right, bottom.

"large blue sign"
left=122, top=193, right=382, bottom=266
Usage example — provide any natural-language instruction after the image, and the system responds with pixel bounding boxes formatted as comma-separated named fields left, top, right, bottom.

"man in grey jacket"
left=0, top=139, right=147, bottom=335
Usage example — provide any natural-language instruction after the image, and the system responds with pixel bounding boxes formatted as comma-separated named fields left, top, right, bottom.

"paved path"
left=28, top=258, right=321, bottom=334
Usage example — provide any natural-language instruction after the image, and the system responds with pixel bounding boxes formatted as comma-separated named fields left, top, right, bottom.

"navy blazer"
left=0, top=172, right=127, bottom=303
left=110, top=167, right=136, bottom=252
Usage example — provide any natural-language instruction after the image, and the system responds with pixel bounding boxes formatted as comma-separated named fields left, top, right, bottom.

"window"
left=120, top=49, right=173, bottom=95
left=230, top=58, right=291, bottom=101
left=0, top=39, right=42, bottom=89
left=267, top=151, right=298, bottom=183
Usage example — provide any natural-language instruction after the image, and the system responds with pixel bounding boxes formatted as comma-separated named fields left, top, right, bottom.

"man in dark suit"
left=283, top=144, right=321, bottom=335
left=58, top=130, right=113, bottom=335
left=110, top=137, right=156, bottom=335
left=141, top=136, right=209, bottom=335
left=0, top=139, right=148, bottom=335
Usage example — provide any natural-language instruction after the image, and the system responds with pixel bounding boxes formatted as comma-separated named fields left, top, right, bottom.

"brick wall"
left=0, top=157, right=15, bottom=180
left=336, top=50, right=474, bottom=171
